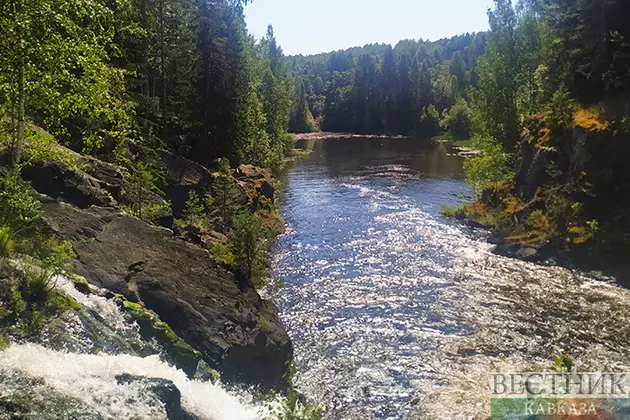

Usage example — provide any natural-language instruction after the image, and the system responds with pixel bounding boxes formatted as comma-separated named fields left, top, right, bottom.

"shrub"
left=42, top=239, right=75, bottom=276
left=212, top=241, right=235, bottom=266
left=463, top=136, right=513, bottom=196
left=0, top=172, right=40, bottom=234
left=7, top=259, right=79, bottom=336
left=441, top=98, right=473, bottom=140
left=18, top=260, right=55, bottom=304
left=548, top=85, right=575, bottom=128
left=0, top=226, right=13, bottom=258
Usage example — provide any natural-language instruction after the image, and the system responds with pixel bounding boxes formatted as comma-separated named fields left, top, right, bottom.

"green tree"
left=211, top=158, right=241, bottom=225
left=180, top=190, right=209, bottom=228
left=229, top=210, right=268, bottom=287
left=289, top=81, right=316, bottom=133
left=441, top=98, right=473, bottom=139
left=475, top=0, right=520, bottom=151
left=417, top=105, right=441, bottom=137
left=0, top=0, right=133, bottom=164
left=127, top=161, right=160, bottom=221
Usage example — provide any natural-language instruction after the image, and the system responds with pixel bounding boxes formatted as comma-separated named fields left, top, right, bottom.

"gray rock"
left=158, top=150, right=215, bottom=218
left=39, top=200, right=292, bottom=389
left=115, top=374, right=194, bottom=420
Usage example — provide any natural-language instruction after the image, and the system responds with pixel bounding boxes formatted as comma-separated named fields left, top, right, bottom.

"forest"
left=0, top=0, right=295, bottom=174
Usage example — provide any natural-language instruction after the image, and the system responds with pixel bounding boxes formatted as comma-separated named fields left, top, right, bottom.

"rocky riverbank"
left=0, top=143, right=292, bottom=390
left=445, top=108, right=630, bottom=279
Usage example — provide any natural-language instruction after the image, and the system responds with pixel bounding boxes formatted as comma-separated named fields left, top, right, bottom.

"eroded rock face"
left=4, top=143, right=292, bottom=388
left=159, top=150, right=215, bottom=218
left=37, top=200, right=292, bottom=388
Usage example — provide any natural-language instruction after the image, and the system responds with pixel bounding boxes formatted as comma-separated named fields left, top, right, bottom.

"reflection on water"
left=296, top=137, right=465, bottom=180
left=274, top=137, right=630, bottom=419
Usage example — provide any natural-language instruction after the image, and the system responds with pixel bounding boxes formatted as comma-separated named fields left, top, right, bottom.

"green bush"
left=0, top=172, right=40, bottom=234
left=0, top=226, right=13, bottom=258
left=18, top=260, right=55, bottom=304
left=212, top=241, right=235, bottom=266
left=7, top=259, right=79, bottom=336
left=548, top=85, right=575, bottom=128
left=440, top=98, right=473, bottom=140
left=42, top=239, right=75, bottom=276
left=463, top=136, right=513, bottom=196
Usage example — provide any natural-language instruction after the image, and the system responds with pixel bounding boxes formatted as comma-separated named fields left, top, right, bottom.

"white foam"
left=0, top=343, right=261, bottom=420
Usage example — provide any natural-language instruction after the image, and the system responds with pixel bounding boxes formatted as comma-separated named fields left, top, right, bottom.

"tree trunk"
left=160, top=0, right=168, bottom=143
left=12, top=0, right=25, bottom=169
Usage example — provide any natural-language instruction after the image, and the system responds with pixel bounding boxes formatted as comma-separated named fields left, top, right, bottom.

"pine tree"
left=211, top=158, right=242, bottom=226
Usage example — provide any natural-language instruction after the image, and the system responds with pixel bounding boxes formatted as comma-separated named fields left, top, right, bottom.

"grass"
left=430, top=134, right=474, bottom=148
left=452, top=138, right=474, bottom=148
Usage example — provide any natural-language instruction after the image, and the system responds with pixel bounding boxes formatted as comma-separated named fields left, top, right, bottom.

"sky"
left=244, top=0, right=494, bottom=56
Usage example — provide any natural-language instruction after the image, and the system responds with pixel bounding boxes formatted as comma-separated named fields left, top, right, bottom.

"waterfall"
left=0, top=272, right=264, bottom=419
left=0, top=344, right=260, bottom=420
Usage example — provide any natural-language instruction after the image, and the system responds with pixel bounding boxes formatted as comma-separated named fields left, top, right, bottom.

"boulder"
left=159, top=150, right=215, bottom=218
left=115, top=374, right=195, bottom=420
left=236, top=164, right=271, bottom=180
left=236, top=164, right=275, bottom=209
left=38, top=199, right=292, bottom=389
left=21, top=160, right=118, bottom=209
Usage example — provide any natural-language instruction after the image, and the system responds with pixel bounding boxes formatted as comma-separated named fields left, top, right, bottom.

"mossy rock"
left=68, top=274, right=91, bottom=295
left=114, top=296, right=201, bottom=377
left=195, top=359, right=221, bottom=383
left=0, top=335, right=10, bottom=350
left=51, top=291, right=81, bottom=312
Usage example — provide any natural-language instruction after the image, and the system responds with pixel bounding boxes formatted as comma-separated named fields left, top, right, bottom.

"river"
left=273, top=137, right=630, bottom=419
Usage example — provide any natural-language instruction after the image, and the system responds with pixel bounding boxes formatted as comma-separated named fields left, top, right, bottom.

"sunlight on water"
left=273, top=138, right=630, bottom=419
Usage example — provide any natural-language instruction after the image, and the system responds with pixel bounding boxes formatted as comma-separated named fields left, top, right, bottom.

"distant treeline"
left=287, top=33, right=486, bottom=137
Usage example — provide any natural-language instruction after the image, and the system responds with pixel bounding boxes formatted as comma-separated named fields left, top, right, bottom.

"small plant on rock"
left=0, top=226, right=13, bottom=258
left=179, top=190, right=210, bottom=229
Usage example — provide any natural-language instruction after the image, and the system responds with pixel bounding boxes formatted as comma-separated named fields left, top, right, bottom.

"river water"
left=273, top=137, right=630, bottom=419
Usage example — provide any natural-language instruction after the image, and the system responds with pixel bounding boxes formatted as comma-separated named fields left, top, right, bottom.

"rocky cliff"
left=10, top=147, right=292, bottom=389
left=475, top=107, right=630, bottom=270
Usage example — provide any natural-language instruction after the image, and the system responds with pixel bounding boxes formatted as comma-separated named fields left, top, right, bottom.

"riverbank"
left=0, top=128, right=323, bottom=417
left=443, top=109, right=630, bottom=281
left=293, top=132, right=409, bottom=141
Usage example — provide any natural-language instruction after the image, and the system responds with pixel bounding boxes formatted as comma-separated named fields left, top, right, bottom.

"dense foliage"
left=459, top=0, right=630, bottom=258
left=0, top=0, right=294, bottom=171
